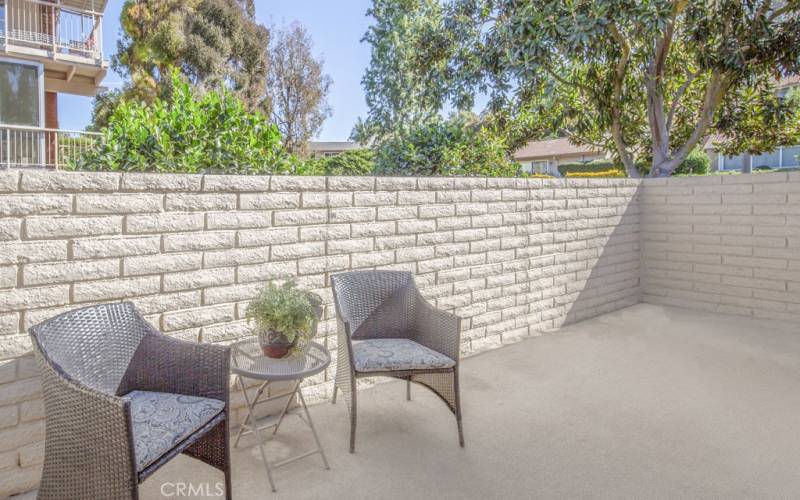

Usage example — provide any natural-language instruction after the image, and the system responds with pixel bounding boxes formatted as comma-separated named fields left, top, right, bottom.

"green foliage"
left=557, top=160, right=618, bottom=177
left=245, top=281, right=322, bottom=347
left=73, top=72, right=296, bottom=174
left=365, top=0, right=800, bottom=176
left=94, top=0, right=269, bottom=127
left=357, top=0, right=451, bottom=144
left=673, top=148, right=710, bottom=175
left=374, top=114, right=521, bottom=177
left=299, top=149, right=376, bottom=176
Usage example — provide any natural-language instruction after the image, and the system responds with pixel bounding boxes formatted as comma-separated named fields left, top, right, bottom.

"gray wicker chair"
left=331, top=270, right=464, bottom=453
left=29, top=302, right=231, bottom=500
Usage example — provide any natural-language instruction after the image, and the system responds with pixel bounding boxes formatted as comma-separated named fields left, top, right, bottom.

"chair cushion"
left=122, top=390, right=225, bottom=471
left=351, top=338, right=455, bottom=372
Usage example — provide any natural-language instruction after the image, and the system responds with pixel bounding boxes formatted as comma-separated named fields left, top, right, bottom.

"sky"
left=59, top=0, right=374, bottom=141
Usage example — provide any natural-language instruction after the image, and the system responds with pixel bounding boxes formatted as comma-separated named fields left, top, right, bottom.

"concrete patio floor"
left=139, top=303, right=800, bottom=499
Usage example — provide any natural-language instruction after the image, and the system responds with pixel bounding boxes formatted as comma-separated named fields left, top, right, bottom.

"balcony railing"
left=0, top=124, right=101, bottom=169
left=0, top=0, right=103, bottom=63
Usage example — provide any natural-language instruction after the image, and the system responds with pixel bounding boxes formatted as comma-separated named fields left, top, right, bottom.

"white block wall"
left=0, top=171, right=641, bottom=496
left=641, top=172, right=800, bottom=322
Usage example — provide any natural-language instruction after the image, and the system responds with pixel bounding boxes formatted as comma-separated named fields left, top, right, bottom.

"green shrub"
left=374, top=116, right=521, bottom=177
left=753, top=165, right=773, bottom=171
left=298, top=149, right=376, bottom=176
left=557, top=159, right=620, bottom=177
left=72, top=71, right=298, bottom=174
left=673, top=148, right=710, bottom=175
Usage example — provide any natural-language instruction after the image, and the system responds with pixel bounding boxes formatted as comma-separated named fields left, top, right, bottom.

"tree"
left=357, top=0, right=452, bottom=143
left=364, top=0, right=800, bottom=177
left=99, top=0, right=268, bottom=119
left=76, top=72, right=295, bottom=174
left=374, top=113, right=521, bottom=177
left=264, top=23, right=333, bottom=154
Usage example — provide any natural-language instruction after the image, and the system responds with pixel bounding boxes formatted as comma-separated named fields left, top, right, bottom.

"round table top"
left=230, top=337, right=330, bottom=381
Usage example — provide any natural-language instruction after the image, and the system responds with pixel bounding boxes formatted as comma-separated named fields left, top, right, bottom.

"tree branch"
left=607, top=23, right=638, bottom=177
left=654, top=71, right=732, bottom=176
left=666, top=69, right=700, bottom=131
left=560, top=129, right=606, bottom=150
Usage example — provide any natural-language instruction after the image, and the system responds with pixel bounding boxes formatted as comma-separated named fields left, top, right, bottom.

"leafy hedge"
left=672, top=148, right=710, bottom=175
left=565, top=170, right=626, bottom=178
left=374, top=116, right=521, bottom=177
left=557, top=159, right=622, bottom=177
left=298, top=149, right=376, bottom=176
left=72, top=72, right=297, bottom=174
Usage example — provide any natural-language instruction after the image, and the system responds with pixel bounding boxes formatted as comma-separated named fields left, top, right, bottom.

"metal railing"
left=0, top=124, right=101, bottom=169
left=0, top=0, right=103, bottom=62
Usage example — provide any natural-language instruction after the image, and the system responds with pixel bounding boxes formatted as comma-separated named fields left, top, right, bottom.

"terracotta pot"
left=258, top=329, right=295, bottom=359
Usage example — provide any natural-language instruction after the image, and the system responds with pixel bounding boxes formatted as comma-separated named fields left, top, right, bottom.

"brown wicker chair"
left=331, top=270, right=464, bottom=453
left=29, top=302, right=231, bottom=500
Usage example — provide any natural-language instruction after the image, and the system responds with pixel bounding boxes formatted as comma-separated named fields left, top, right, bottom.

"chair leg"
left=224, top=418, right=233, bottom=500
left=349, top=380, right=358, bottom=453
left=454, top=367, right=464, bottom=447
left=224, top=465, right=233, bottom=500
left=406, top=378, right=411, bottom=401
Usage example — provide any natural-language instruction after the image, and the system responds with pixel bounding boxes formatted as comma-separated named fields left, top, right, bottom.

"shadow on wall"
left=557, top=185, right=641, bottom=328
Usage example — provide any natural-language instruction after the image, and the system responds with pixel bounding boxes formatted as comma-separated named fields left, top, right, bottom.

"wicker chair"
left=29, top=302, right=231, bottom=500
left=331, top=270, right=464, bottom=453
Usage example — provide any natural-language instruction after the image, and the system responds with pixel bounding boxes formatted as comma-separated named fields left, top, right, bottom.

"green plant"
left=754, top=165, right=773, bottom=171
left=673, top=148, right=710, bottom=175
left=245, top=281, right=322, bottom=352
left=557, top=159, right=622, bottom=177
left=565, top=170, right=626, bottom=178
left=374, top=114, right=521, bottom=177
left=298, top=149, right=376, bottom=176
left=72, top=71, right=298, bottom=174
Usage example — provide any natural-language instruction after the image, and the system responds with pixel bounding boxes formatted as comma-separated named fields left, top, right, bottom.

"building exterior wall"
left=0, top=171, right=641, bottom=496
left=641, top=172, right=800, bottom=322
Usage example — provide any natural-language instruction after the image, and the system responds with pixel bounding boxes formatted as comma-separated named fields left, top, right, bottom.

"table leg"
left=234, top=376, right=278, bottom=492
left=272, top=380, right=300, bottom=436
left=297, top=387, right=330, bottom=470
left=233, top=377, right=269, bottom=448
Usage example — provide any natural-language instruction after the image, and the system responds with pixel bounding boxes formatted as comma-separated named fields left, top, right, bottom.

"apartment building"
left=1, top=0, right=107, bottom=168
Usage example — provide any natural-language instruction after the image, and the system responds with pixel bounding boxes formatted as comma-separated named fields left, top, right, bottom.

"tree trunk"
left=741, top=152, right=752, bottom=174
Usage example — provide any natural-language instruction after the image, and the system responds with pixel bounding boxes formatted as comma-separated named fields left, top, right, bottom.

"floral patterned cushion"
left=122, top=390, right=225, bottom=471
left=351, top=338, right=455, bottom=372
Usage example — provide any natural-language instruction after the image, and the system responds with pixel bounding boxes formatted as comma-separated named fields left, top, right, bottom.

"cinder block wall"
left=641, top=172, right=800, bottom=322
left=0, top=170, right=640, bottom=496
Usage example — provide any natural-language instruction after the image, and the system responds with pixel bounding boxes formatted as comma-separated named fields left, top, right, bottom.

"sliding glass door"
left=0, top=58, right=43, bottom=166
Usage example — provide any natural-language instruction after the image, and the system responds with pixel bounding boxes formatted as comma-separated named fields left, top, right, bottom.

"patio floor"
left=139, top=303, right=800, bottom=499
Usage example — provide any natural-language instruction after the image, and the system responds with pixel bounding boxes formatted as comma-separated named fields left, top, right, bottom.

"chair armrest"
left=413, top=293, right=461, bottom=362
left=335, top=317, right=355, bottom=371
left=32, top=342, right=138, bottom=492
left=118, top=331, right=230, bottom=404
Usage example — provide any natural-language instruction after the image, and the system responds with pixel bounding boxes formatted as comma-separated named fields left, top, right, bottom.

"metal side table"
left=230, top=338, right=330, bottom=492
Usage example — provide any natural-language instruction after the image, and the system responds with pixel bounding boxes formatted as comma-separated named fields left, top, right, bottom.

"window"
left=523, top=160, right=549, bottom=174
left=0, top=60, right=42, bottom=126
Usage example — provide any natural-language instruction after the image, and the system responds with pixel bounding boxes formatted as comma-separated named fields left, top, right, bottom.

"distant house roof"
left=513, top=137, right=600, bottom=160
left=308, top=142, right=361, bottom=152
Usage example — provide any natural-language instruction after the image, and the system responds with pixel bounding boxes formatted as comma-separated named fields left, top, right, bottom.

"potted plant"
left=245, top=281, right=322, bottom=358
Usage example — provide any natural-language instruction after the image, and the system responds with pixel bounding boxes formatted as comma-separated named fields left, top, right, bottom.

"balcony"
left=0, top=0, right=107, bottom=96
left=0, top=123, right=100, bottom=168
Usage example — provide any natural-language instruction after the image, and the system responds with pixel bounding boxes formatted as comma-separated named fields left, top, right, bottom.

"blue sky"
left=59, top=0, right=374, bottom=141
